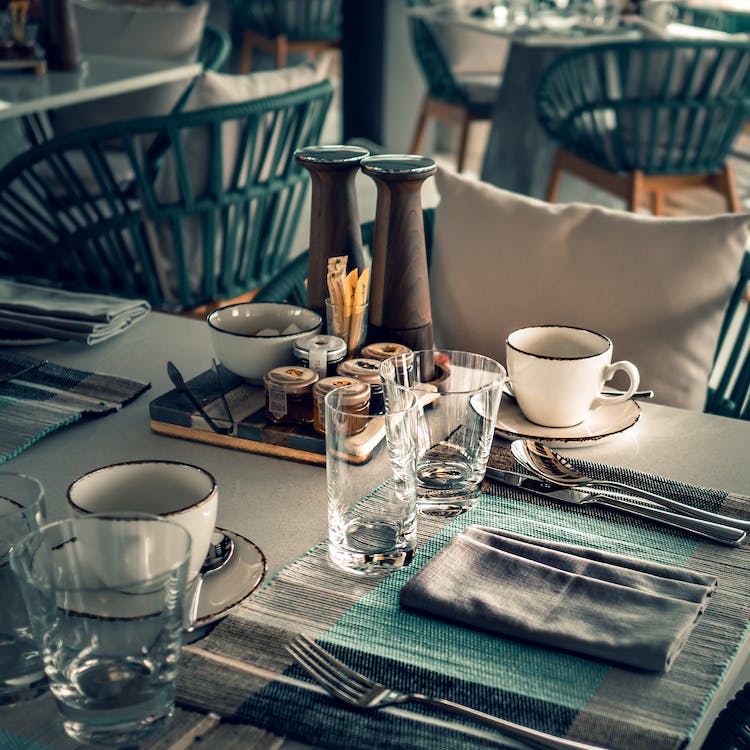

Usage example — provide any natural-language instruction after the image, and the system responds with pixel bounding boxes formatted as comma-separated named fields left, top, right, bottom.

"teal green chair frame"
left=0, top=80, right=334, bottom=312
left=255, top=208, right=749, bottom=422
left=231, top=0, right=342, bottom=72
left=536, top=39, right=750, bottom=213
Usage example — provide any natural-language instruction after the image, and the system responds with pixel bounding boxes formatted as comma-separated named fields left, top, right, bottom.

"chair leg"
left=456, top=111, right=471, bottom=173
left=410, top=98, right=431, bottom=155
left=545, top=149, right=565, bottom=203
left=274, top=36, right=288, bottom=69
left=716, top=163, right=742, bottom=213
left=239, top=32, right=253, bottom=73
left=651, top=191, right=664, bottom=216
left=628, top=171, right=645, bottom=212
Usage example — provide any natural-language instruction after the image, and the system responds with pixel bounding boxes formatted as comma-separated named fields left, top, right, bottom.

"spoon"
left=503, top=382, right=654, bottom=401
left=510, top=440, right=750, bottom=533
left=186, top=531, right=235, bottom=630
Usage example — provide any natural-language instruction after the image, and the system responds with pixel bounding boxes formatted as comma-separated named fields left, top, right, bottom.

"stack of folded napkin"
left=0, top=281, right=150, bottom=345
left=400, top=526, right=717, bottom=672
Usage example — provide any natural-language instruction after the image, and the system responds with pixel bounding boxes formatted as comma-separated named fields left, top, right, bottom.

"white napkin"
left=0, top=281, right=150, bottom=344
left=400, top=526, right=717, bottom=672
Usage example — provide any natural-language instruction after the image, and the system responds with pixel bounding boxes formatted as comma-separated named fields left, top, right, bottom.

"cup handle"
left=591, top=360, right=640, bottom=409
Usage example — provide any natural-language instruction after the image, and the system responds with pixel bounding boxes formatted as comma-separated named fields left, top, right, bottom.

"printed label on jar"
left=267, top=385, right=288, bottom=420
left=308, top=342, right=328, bottom=378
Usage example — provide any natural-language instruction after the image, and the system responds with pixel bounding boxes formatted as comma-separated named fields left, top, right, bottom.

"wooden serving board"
left=149, top=366, right=386, bottom=466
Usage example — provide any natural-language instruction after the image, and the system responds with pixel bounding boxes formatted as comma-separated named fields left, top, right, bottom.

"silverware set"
left=482, top=440, right=749, bottom=546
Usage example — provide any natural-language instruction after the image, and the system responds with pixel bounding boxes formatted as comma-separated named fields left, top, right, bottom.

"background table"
left=0, top=312, right=749, bottom=749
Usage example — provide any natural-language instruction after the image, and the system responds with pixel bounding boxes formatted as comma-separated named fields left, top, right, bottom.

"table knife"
left=485, top=467, right=746, bottom=546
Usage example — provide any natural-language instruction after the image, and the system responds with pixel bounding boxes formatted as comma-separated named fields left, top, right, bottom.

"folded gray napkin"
left=0, top=281, right=150, bottom=344
left=400, top=526, right=717, bottom=672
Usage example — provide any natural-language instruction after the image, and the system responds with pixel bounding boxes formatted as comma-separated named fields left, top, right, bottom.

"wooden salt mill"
left=41, top=0, right=81, bottom=71
left=294, top=145, right=369, bottom=316
left=361, top=155, right=436, bottom=375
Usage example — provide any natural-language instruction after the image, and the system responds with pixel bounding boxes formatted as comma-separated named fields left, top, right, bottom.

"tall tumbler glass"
left=0, top=472, right=46, bottom=705
left=10, top=514, right=191, bottom=747
left=326, top=383, right=419, bottom=575
left=381, top=350, right=506, bottom=517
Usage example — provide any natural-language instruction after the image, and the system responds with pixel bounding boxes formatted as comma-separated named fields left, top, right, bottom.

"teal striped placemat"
left=0, top=351, right=150, bottom=464
left=178, top=446, right=750, bottom=750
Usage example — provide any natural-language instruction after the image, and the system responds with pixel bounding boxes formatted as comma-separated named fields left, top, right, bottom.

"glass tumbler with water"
left=10, top=514, right=191, bottom=747
left=381, top=350, right=506, bottom=517
left=325, top=383, right=419, bottom=575
left=0, top=472, right=46, bottom=706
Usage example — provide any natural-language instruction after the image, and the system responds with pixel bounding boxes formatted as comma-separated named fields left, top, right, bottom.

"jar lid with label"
left=293, top=334, right=348, bottom=364
left=263, top=366, right=319, bottom=394
left=314, top=377, right=370, bottom=406
left=360, top=342, right=413, bottom=362
left=336, top=358, right=382, bottom=385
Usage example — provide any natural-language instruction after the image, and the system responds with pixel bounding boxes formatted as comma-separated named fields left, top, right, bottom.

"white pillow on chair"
left=430, top=167, right=750, bottom=411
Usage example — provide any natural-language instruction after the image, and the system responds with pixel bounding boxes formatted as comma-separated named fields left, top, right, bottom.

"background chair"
left=230, top=0, right=341, bottom=72
left=536, top=39, right=750, bottom=214
left=0, top=80, right=333, bottom=313
left=407, top=6, right=504, bottom=173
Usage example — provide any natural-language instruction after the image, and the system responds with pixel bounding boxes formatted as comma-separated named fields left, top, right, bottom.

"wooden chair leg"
left=410, top=98, right=431, bottom=155
left=456, top=110, right=471, bottom=173
left=274, top=36, right=288, bottom=69
left=628, top=171, right=645, bottom=212
left=651, top=190, right=664, bottom=216
left=239, top=32, right=252, bottom=73
left=716, top=163, right=742, bottom=213
left=545, top=149, right=565, bottom=203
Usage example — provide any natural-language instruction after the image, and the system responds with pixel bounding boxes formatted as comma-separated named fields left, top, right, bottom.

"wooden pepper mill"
left=361, top=155, right=437, bottom=377
left=295, top=145, right=369, bottom=316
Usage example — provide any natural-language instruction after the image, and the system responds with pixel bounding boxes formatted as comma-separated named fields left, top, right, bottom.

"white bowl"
left=207, top=302, right=322, bottom=383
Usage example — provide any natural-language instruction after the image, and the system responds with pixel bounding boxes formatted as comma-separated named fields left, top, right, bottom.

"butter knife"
left=485, top=467, right=746, bottom=547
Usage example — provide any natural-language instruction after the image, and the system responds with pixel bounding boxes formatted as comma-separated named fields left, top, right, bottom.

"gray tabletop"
left=2, top=311, right=750, bottom=749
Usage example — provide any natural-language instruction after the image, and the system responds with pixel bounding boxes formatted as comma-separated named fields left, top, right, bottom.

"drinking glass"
left=10, top=514, right=191, bottom=747
left=381, top=350, right=506, bottom=517
left=0, top=472, right=46, bottom=706
left=326, top=383, right=419, bottom=575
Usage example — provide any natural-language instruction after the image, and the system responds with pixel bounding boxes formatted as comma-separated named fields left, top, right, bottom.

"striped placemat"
left=177, top=443, right=750, bottom=750
left=0, top=351, right=150, bottom=464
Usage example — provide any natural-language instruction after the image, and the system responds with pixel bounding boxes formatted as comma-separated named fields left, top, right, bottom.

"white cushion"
left=54, top=0, right=208, bottom=132
left=149, top=61, right=330, bottom=308
left=430, top=167, right=750, bottom=411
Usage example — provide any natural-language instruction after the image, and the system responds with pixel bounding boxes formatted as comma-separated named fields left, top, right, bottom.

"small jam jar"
left=336, top=357, right=385, bottom=414
left=360, top=342, right=413, bottom=365
left=264, top=366, right=318, bottom=425
left=312, top=377, right=370, bottom=435
left=292, top=334, right=347, bottom=379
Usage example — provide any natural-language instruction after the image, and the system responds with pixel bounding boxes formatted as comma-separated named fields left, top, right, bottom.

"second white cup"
left=506, top=325, right=640, bottom=427
left=67, top=460, right=218, bottom=582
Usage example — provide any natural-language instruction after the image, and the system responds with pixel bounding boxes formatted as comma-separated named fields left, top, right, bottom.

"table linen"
left=175, top=442, right=750, bottom=750
left=0, top=352, right=150, bottom=463
left=400, top=525, right=717, bottom=672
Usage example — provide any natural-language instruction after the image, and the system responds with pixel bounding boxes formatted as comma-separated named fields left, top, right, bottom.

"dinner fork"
left=286, top=635, right=611, bottom=750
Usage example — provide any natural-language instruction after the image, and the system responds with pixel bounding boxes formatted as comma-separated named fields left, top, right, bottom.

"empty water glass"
left=381, top=350, right=506, bottom=517
left=10, top=514, right=191, bottom=747
left=326, top=383, right=419, bottom=575
left=0, top=473, right=46, bottom=706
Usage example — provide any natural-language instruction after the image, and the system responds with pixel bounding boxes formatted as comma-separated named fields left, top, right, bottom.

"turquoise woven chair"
left=230, top=0, right=341, bottom=72
left=0, top=80, right=334, bottom=313
left=407, top=3, right=502, bottom=173
left=536, top=40, right=750, bottom=214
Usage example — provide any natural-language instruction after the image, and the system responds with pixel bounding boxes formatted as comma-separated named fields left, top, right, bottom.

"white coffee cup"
left=68, top=460, right=218, bottom=581
left=506, top=325, right=640, bottom=427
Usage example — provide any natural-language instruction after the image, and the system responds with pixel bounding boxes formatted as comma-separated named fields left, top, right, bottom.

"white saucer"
left=193, top=527, right=267, bottom=628
left=495, top=398, right=641, bottom=448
